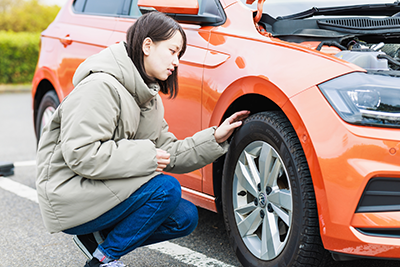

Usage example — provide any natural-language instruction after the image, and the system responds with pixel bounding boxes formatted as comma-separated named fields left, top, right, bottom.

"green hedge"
left=0, top=31, right=40, bottom=84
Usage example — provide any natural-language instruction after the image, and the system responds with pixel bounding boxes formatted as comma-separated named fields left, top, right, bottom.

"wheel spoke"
left=234, top=202, right=257, bottom=217
left=244, top=151, right=260, bottom=186
left=259, top=143, right=273, bottom=189
left=270, top=203, right=290, bottom=226
left=236, top=161, right=258, bottom=197
left=261, top=211, right=281, bottom=259
left=267, top=159, right=282, bottom=187
left=268, top=189, right=291, bottom=226
left=261, top=219, right=268, bottom=260
left=268, top=189, right=292, bottom=211
left=237, top=207, right=262, bottom=237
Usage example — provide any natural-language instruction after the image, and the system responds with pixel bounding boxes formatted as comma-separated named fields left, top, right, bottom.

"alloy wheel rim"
left=40, top=106, right=56, bottom=135
left=233, top=141, right=293, bottom=260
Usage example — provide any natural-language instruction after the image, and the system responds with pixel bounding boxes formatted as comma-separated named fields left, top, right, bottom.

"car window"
left=130, top=0, right=141, bottom=17
left=73, top=0, right=85, bottom=12
left=73, top=0, right=126, bottom=15
left=199, top=0, right=221, bottom=17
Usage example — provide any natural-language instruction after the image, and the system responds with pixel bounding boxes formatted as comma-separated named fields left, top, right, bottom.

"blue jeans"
left=63, top=174, right=198, bottom=261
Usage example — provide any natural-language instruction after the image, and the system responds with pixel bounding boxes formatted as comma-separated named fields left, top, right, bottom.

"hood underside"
left=258, top=2, right=400, bottom=75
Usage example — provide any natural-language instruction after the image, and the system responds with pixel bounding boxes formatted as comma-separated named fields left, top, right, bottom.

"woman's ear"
left=142, top=37, right=152, bottom=56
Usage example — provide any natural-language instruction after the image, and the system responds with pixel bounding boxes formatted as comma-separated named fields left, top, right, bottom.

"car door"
left=46, top=0, right=132, bottom=99
left=108, top=0, right=210, bottom=192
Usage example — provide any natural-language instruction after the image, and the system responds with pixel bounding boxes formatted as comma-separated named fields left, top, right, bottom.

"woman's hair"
left=126, top=11, right=187, bottom=98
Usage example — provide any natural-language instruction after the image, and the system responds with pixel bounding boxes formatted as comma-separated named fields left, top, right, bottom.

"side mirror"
left=138, top=0, right=199, bottom=15
left=137, top=0, right=226, bottom=26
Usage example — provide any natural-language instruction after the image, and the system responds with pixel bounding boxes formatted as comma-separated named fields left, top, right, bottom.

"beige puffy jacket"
left=36, top=42, right=228, bottom=233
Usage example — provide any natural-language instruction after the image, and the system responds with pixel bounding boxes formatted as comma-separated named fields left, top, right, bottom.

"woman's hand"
left=214, top=110, right=250, bottom=144
left=156, top=149, right=170, bottom=172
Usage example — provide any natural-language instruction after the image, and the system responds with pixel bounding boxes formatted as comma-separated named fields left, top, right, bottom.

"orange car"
left=32, top=0, right=400, bottom=266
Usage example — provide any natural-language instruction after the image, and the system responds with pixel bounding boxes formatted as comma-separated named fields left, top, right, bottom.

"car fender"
left=208, top=75, right=287, bottom=126
left=209, top=75, right=330, bottom=239
left=32, top=67, right=62, bottom=101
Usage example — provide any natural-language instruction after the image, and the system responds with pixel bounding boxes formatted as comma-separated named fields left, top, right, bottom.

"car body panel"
left=291, top=85, right=400, bottom=257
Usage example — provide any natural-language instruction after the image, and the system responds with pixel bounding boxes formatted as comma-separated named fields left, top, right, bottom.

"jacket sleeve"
left=156, top=119, right=229, bottom=174
left=60, top=77, right=158, bottom=179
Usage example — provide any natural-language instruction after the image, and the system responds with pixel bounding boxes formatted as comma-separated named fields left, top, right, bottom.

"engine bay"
left=258, top=3, right=400, bottom=75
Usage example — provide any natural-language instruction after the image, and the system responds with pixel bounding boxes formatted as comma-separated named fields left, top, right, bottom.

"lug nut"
left=257, top=183, right=261, bottom=191
left=260, top=209, right=265, bottom=219
left=266, top=186, right=272, bottom=195
left=254, top=198, right=258, bottom=206
left=267, top=203, right=273, bottom=213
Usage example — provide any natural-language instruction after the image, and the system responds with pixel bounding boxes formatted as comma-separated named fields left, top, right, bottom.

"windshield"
left=240, top=0, right=399, bottom=18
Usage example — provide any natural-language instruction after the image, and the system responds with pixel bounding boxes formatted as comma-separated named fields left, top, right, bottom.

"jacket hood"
left=72, top=41, right=159, bottom=106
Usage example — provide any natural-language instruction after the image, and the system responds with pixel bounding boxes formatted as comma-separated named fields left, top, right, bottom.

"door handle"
left=60, top=34, right=72, bottom=47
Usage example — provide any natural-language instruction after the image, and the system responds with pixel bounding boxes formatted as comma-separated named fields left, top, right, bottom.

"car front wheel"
left=222, top=111, right=325, bottom=267
left=35, top=90, right=60, bottom=141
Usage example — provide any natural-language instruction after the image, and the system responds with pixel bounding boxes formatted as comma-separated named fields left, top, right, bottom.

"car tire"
left=35, top=90, right=60, bottom=141
left=222, top=111, right=326, bottom=267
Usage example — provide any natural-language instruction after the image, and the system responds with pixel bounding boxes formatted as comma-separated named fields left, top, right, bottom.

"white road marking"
left=13, top=160, right=36, bottom=167
left=0, top=169, right=237, bottom=267
left=148, top=241, right=236, bottom=267
left=0, top=177, right=38, bottom=203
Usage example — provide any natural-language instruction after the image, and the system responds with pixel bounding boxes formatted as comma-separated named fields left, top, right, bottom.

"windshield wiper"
left=278, top=2, right=400, bottom=20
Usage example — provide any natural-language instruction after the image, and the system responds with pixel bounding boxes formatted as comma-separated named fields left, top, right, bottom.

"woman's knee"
left=154, top=174, right=181, bottom=206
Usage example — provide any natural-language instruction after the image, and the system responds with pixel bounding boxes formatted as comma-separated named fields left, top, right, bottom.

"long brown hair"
left=126, top=11, right=187, bottom=98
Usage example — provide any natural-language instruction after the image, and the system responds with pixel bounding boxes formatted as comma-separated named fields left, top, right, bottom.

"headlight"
left=318, top=72, right=400, bottom=128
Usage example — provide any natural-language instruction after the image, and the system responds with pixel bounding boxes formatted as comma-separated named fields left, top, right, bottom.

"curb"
left=0, top=84, right=31, bottom=94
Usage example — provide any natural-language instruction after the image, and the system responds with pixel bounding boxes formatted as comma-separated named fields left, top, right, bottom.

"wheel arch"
left=211, top=76, right=285, bottom=213
left=33, top=79, right=58, bottom=137
left=211, top=77, right=328, bottom=239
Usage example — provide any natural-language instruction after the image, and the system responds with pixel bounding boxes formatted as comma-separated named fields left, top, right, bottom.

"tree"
left=0, top=0, right=22, bottom=13
left=0, top=0, right=60, bottom=32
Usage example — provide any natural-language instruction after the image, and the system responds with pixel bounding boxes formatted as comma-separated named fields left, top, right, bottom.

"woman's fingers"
left=157, top=158, right=170, bottom=165
left=156, top=160, right=169, bottom=172
left=214, top=110, right=250, bottom=143
left=229, top=110, right=250, bottom=123
left=230, top=120, right=243, bottom=129
left=156, top=148, right=170, bottom=172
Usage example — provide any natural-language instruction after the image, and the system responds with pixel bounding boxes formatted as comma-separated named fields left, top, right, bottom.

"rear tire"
left=35, top=90, right=59, bottom=141
left=222, top=111, right=325, bottom=267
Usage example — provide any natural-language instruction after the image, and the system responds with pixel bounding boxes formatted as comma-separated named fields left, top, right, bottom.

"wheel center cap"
left=258, top=193, right=267, bottom=208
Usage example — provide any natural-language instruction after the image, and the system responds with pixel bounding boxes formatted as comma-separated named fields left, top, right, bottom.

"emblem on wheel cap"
left=258, top=193, right=266, bottom=208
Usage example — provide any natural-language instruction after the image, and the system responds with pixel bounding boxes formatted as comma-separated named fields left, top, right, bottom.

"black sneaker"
left=73, top=232, right=104, bottom=259
left=84, top=258, right=127, bottom=267
left=84, top=257, right=102, bottom=267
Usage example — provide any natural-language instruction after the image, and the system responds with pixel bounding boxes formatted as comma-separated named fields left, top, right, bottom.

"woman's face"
left=143, top=31, right=183, bottom=81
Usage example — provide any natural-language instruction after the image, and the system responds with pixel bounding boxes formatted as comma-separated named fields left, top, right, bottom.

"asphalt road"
left=1, top=92, right=400, bottom=267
